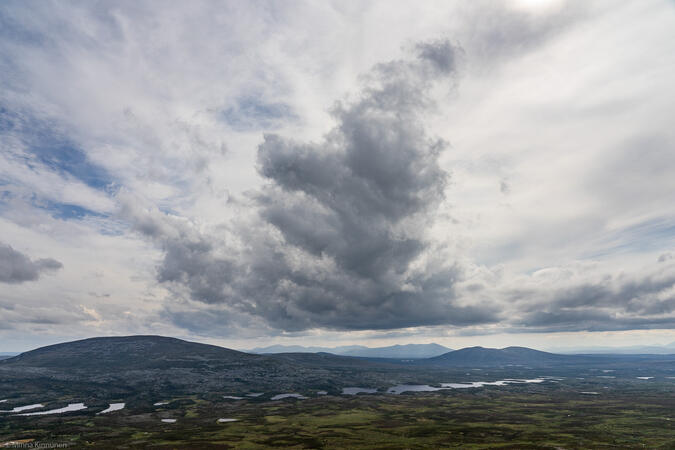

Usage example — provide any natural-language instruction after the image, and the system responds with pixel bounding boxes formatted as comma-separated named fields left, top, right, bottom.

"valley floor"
left=1, top=379, right=675, bottom=449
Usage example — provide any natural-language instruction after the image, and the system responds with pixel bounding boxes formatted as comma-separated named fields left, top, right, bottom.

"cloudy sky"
left=1, top=0, right=675, bottom=352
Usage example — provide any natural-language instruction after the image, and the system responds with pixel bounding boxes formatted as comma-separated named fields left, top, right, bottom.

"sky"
left=1, top=0, right=675, bottom=352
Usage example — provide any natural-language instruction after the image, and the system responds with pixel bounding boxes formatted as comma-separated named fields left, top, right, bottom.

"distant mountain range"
left=545, top=342, right=675, bottom=355
left=248, top=343, right=452, bottom=359
left=2, top=335, right=675, bottom=402
left=0, top=352, right=18, bottom=361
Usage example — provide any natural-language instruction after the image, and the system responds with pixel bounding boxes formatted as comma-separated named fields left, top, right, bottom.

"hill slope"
left=4, top=335, right=260, bottom=370
left=424, top=346, right=593, bottom=367
left=0, top=335, right=390, bottom=397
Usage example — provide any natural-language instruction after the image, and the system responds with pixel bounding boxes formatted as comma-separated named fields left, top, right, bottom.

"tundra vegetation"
left=1, top=337, right=674, bottom=448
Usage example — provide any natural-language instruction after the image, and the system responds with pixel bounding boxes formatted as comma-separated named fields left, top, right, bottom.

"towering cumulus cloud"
left=0, top=242, right=62, bottom=284
left=124, top=40, right=497, bottom=333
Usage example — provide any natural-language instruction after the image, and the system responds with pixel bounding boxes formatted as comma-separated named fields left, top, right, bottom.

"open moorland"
left=1, top=336, right=674, bottom=449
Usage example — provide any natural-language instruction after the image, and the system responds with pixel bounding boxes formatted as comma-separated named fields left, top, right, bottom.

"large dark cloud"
left=121, top=40, right=500, bottom=333
left=119, top=34, right=675, bottom=337
left=0, top=242, right=62, bottom=284
left=116, top=25, right=675, bottom=336
left=510, top=268, right=675, bottom=332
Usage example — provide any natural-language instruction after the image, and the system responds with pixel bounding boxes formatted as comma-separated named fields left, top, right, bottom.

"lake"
left=342, top=387, right=378, bottom=395
left=344, top=379, right=549, bottom=396
left=1, top=404, right=44, bottom=413
left=16, top=403, right=87, bottom=416
left=386, top=385, right=441, bottom=394
left=98, top=403, right=125, bottom=414
left=271, top=393, right=307, bottom=400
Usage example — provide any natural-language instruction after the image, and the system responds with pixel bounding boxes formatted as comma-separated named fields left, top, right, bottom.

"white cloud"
left=1, top=0, right=674, bottom=349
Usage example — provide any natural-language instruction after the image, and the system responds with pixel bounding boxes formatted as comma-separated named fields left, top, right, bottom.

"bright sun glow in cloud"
left=511, top=0, right=565, bottom=12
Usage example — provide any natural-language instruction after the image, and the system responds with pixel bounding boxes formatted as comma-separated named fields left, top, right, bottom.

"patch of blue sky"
left=0, top=191, right=108, bottom=227
left=1, top=3, right=122, bottom=52
left=31, top=196, right=109, bottom=220
left=0, top=187, right=11, bottom=204
left=0, top=106, right=116, bottom=192
left=0, top=5, right=47, bottom=47
left=38, top=199, right=124, bottom=236
left=585, top=218, right=675, bottom=259
left=42, top=201, right=106, bottom=221
left=96, top=220, right=126, bottom=237
left=221, top=95, right=297, bottom=131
